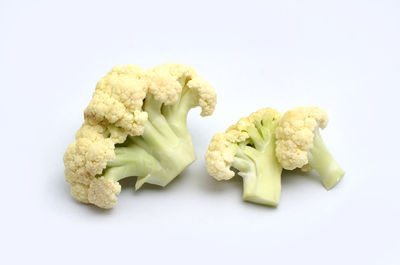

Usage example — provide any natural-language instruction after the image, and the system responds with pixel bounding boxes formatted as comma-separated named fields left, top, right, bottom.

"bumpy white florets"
left=275, top=107, right=328, bottom=170
left=88, top=177, right=121, bottom=209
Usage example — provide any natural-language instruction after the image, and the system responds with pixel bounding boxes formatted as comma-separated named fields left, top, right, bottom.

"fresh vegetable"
left=63, top=63, right=216, bottom=209
left=205, top=106, right=344, bottom=207
left=205, top=108, right=282, bottom=206
left=275, top=106, right=344, bottom=190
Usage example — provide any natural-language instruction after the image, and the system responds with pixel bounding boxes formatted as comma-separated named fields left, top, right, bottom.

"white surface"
left=1, top=0, right=399, bottom=264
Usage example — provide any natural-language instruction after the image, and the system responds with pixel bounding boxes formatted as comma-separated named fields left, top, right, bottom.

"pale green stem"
left=241, top=145, right=282, bottom=206
left=100, top=89, right=197, bottom=190
left=308, top=130, right=345, bottom=190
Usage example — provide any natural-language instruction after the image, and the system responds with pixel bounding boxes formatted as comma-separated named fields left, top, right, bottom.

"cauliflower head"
left=64, top=63, right=216, bottom=209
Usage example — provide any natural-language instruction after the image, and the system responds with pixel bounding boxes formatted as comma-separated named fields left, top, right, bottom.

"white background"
left=1, top=0, right=399, bottom=264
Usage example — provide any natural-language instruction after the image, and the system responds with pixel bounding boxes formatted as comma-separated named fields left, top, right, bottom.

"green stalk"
left=143, top=94, right=179, bottom=142
left=241, top=145, right=281, bottom=206
left=308, top=130, right=345, bottom=190
left=133, top=135, right=196, bottom=190
left=103, top=145, right=162, bottom=182
left=163, top=86, right=197, bottom=139
left=101, top=87, right=198, bottom=190
left=232, top=122, right=282, bottom=206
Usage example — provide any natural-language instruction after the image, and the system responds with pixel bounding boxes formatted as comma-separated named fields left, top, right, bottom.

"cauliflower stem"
left=307, top=130, right=344, bottom=190
left=102, top=88, right=197, bottom=190
left=232, top=121, right=282, bottom=206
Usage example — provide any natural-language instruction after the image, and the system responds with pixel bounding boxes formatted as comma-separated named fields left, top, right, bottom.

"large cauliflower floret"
left=205, top=108, right=282, bottom=206
left=64, top=63, right=216, bottom=209
left=275, top=106, right=344, bottom=190
left=63, top=123, right=116, bottom=204
left=84, top=65, right=148, bottom=136
left=275, top=107, right=328, bottom=170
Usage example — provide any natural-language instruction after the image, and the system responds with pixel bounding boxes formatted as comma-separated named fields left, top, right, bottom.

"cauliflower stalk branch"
left=103, top=92, right=197, bottom=190
left=205, top=108, right=282, bottom=206
left=307, top=129, right=344, bottom=190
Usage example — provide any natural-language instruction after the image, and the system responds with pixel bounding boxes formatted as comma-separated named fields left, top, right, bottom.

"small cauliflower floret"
left=205, top=108, right=282, bottom=206
left=63, top=63, right=216, bottom=209
left=88, top=177, right=121, bottom=209
left=275, top=107, right=345, bottom=190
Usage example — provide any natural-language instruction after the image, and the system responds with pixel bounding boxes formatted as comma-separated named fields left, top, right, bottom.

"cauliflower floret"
left=205, top=108, right=282, bottom=206
left=275, top=106, right=344, bottom=190
left=84, top=65, right=148, bottom=136
left=63, top=124, right=116, bottom=204
left=205, top=133, right=240, bottom=180
left=88, top=177, right=121, bottom=209
left=64, top=63, right=216, bottom=209
left=275, top=106, right=327, bottom=170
